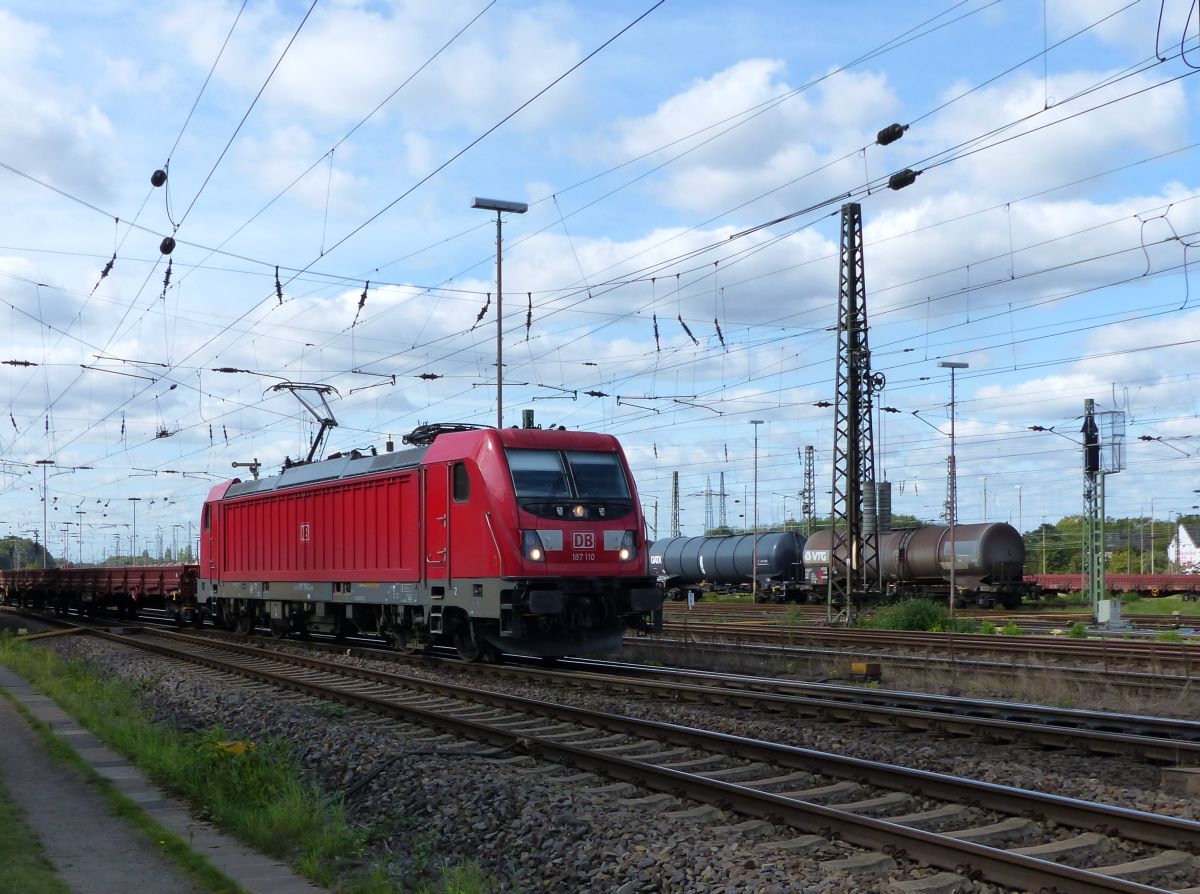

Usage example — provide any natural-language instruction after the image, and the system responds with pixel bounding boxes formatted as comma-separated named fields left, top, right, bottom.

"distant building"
left=1167, top=524, right=1200, bottom=570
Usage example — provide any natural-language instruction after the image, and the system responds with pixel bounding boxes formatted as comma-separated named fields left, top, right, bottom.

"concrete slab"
left=822, top=851, right=897, bottom=876
left=890, top=872, right=971, bottom=893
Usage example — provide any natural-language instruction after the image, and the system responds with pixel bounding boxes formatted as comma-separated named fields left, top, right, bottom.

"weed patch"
left=864, top=599, right=979, bottom=632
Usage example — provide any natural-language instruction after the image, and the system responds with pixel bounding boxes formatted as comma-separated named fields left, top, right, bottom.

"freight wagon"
left=803, top=523, right=1033, bottom=609
left=648, top=533, right=806, bottom=603
left=0, top=564, right=199, bottom=621
left=1029, top=573, right=1200, bottom=598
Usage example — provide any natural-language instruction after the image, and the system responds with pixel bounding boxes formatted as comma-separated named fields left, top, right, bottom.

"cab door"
left=424, top=464, right=450, bottom=590
left=202, top=503, right=218, bottom=582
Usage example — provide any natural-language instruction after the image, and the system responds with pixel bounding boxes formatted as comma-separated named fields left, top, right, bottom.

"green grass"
left=0, top=633, right=497, bottom=894
left=702, top=591, right=754, bottom=604
left=1067, top=621, right=1089, bottom=638
left=1155, top=630, right=1186, bottom=643
left=779, top=604, right=812, bottom=626
left=999, top=620, right=1024, bottom=636
left=1119, top=595, right=1200, bottom=616
left=0, top=776, right=72, bottom=894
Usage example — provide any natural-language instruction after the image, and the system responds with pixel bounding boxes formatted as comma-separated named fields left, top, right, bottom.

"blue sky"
left=2, top=0, right=1199, bottom=560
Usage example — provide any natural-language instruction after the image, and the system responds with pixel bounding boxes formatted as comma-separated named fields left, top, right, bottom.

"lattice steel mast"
left=826, top=203, right=884, bottom=622
left=671, top=471, right=681, bottom=537
left=802, top=445, right=816, bottom=535
left=1082, top=398, right=1125, bottom=619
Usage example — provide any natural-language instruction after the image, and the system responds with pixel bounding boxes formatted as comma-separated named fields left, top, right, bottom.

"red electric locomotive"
left=199, top=422, right=662, bottom=659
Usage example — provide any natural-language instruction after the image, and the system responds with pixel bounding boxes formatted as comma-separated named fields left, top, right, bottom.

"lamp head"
left=472, top=197, right=528, bottom=214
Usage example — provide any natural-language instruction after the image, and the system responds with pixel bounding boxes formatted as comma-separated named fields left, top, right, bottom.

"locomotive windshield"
left=506, top=449, right=631, bottom=500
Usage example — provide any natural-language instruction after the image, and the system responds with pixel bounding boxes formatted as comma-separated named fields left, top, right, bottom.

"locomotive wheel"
left=453, top=626, right=482, bottom=662
left=236, top=614, right=255, bottom=636
left=396, top=628, right=423, bottom=655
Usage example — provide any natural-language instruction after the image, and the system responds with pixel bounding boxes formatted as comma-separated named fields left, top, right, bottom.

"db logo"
left=572, top=531, right=595, bottom=550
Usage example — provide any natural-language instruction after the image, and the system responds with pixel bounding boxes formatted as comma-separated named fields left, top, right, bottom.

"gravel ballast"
left=20, top=627, right=1191, bottom=893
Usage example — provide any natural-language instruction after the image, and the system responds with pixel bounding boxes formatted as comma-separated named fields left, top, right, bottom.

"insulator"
left=888, top=168, right=918, bottom=191
left=150, top=169, right=167, bottom=187
left=159, top=236, right=176, bottom=255
left=876, top=123, right=906, bottom=146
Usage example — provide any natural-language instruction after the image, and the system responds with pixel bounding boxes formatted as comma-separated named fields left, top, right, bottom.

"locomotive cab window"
left=452, top=462, right=470, bottom=502
left=203, top=504, right=210, bottom=531
left=565, top=451, right=630, bottom=499
left=506, top=449, right=571, bottom=498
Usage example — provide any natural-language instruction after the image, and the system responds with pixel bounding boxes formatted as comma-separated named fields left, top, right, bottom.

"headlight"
left=522, top=530, right=547, bottom=562
left=617, top=530, right=637, bottom=562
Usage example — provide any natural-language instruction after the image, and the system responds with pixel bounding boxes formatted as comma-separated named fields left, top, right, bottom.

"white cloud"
left=0, top=11, right=117, bottom=201
left=162, top=1, right=584, bottom=131
left=608, top=59, right=900, bottom=215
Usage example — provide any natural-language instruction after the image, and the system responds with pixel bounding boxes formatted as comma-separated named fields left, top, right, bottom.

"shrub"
left=999, top=621, right=1023, bottom=636
left=1119, top=591, right=1143, bottom=604
left=866, top=599, right=979, bottom=632
left=1067, top=621, right=1089, bottom=639
left=978, top=620, right=997, bottom=635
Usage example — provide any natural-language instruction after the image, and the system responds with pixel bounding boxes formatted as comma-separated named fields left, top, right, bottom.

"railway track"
left=663, top=602, right=1199, bottom=630
left=193, top=628, right=1200, bottom=763
left=9, top=605, right=1200, bottom=757
left=645, top=620, right=1200, bottom=671
left=77, top=626, right=1200, bottom=893
left=622, top=632, right=1200, bottom=696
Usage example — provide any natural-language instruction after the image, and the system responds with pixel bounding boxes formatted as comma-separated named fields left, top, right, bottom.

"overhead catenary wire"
left=4, top=1, right=1195, bottom=530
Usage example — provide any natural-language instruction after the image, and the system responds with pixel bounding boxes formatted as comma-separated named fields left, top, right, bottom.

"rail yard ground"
left=5, top=603, right=1200, bottom=893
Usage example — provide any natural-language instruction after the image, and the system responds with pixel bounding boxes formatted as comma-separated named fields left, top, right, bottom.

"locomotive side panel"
left=218, top=471, right=421, bottom=583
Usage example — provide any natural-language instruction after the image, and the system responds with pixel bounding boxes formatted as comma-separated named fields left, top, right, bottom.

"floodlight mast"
left=472, top=197, right=528, bottom=428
